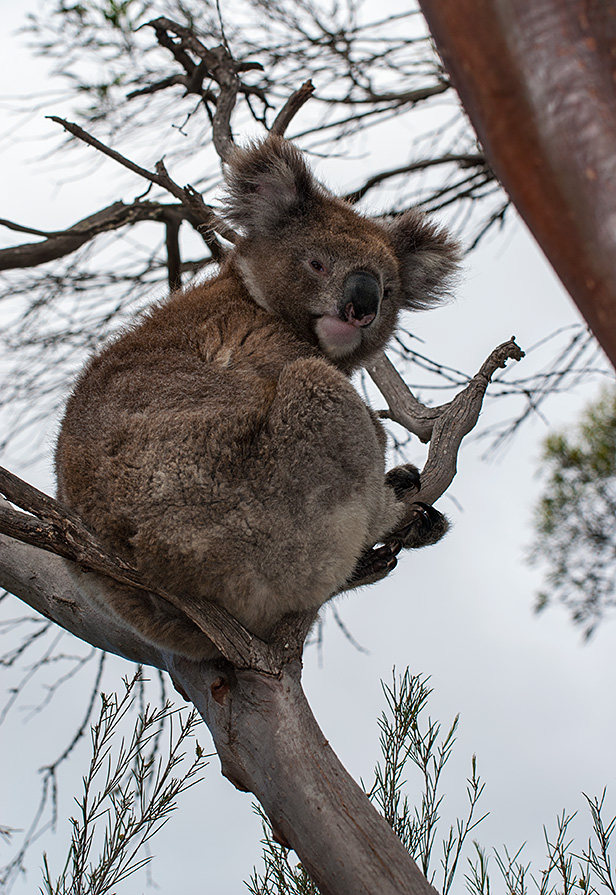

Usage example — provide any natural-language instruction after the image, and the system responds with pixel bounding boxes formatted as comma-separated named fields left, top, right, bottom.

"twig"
left=344, top=152, right=488, bottom=204
left=270, top=80, right=315, bottom=136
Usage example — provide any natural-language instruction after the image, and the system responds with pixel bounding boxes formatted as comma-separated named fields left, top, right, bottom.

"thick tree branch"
left=418, top=0, right=616, bottom=369
left=0, top=525, right=439, bottom=895
left=167, top=656, right=441, bottom=895
left=164, top=213, right=183, bottom=292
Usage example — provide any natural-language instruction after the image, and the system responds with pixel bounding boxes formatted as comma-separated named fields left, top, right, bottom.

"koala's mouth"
left=314, top=311, right=371, bottom=357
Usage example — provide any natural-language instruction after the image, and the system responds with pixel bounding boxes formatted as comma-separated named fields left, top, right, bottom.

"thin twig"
left=270, top=80, right=315, bottom=136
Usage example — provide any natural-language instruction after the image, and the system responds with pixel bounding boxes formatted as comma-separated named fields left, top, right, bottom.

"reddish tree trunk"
left=419, top=0, right=616, bottom=368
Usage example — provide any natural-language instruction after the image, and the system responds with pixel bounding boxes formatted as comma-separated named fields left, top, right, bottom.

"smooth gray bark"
left=0, top=530, right=438, bottom=895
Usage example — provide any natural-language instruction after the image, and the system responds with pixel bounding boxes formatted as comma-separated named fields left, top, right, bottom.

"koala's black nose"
left=343, top=271, right=380, bottom=327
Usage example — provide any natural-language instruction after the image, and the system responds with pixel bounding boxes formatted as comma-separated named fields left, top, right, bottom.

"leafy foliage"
left=249, top=670, right=616, bottom=895
left=530, top=385, right=616, bottom=636
left=39, top=671, right=208, bottom=895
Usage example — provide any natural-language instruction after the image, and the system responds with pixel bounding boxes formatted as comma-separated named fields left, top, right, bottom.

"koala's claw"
left=345, top=543, right=399, bottom=589
left=385, top=464, right=421, bottom=500
left=392, top=502, right=449, bottom=549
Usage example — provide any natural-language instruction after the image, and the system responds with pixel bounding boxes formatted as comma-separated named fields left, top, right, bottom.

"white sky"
left=1, top=2, right=615, bottom=894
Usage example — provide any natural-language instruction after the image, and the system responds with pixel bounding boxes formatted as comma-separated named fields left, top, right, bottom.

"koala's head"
left=222, top=136, right=460, bottom=371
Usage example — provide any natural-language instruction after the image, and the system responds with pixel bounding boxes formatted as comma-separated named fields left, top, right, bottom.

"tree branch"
left=46, top=117, right=235, bottom=251
left=145, top=18, right=252, bottom=162
left=167, top=656, right=442, bottom=895
left=164, top=213, right=183, bottom=292
left=0, top=201, right=197, bottom=272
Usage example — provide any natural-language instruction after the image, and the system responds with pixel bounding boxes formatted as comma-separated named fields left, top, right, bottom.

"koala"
left=55, top=136, right=459, bottom=660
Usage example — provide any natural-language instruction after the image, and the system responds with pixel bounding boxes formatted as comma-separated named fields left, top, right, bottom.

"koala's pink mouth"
left=314, top=314, right=364, bottom=357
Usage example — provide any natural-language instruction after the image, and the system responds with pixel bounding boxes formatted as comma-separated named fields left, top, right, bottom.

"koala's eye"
left=383, top=285, right=393, bottom=299
left=310, top=259, right=325, bottom=273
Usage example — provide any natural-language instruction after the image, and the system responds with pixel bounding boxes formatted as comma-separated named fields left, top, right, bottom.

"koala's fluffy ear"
left=222, top=136, right=321, bottom=235
left=382, top=210, right=461, bottom=310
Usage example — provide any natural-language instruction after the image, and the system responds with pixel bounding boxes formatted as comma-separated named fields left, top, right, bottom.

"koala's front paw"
left=385, top=463, right=421, bottom=500
left=390, top=502, right=449, bottom=549
left=344, top=542, right=402, bottom=590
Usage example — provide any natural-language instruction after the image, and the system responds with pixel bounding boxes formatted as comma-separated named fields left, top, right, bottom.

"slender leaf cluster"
left=249, top=669, right=488, bottom=894
left=249, top=670, right=616, bottom=895
left=39, top=671, right=208, bottom=895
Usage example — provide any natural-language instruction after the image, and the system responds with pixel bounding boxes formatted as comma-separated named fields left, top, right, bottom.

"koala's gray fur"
left=55, top=136, right=459, bottom=659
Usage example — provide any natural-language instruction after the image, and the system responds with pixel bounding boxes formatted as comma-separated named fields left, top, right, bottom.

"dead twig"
left=270, top=80, right=315, bottom=136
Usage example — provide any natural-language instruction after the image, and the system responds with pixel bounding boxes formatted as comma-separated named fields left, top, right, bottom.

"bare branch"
left=321, top=81, right=450, bottom=106
left=46, top=116, right=235, bottom=251
left=345, top=152, right=488, bottom=203
left=0, top=201, right=192, bottom=272
left=270, top=80, right=315, bottom=136
left=145, top=17, right=257, bottom=161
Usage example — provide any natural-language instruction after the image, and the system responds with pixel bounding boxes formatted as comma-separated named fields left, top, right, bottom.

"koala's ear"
left=222, top=136, right=320, bottom=235
left=381, top=210, right=461, bottom=310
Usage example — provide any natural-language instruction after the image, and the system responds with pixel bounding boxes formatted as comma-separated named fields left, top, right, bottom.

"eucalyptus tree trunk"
left=418, top=0, right=616, bottom=369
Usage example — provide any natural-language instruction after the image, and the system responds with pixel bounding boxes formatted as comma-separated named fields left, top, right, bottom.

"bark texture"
left=418, top=0, right=616, bottom=368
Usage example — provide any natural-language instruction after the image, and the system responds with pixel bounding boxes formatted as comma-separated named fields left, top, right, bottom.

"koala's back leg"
left=260, top=356, right=400, bottom=594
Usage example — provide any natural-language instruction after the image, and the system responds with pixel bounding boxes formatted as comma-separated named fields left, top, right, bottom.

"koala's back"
left=56, top=264, right=393, bottom=651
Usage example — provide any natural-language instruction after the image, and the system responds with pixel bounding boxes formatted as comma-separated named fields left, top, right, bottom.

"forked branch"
left=369, top=337, right=524, bottom=512
left=0, top=340, right=523, bottom=895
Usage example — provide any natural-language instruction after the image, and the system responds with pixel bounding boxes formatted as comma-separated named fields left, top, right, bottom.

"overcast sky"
left=1, top=2, right=615, bottom=894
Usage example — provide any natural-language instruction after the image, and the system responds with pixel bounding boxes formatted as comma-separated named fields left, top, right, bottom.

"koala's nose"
left=343, top=271, right=380, bottom=327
